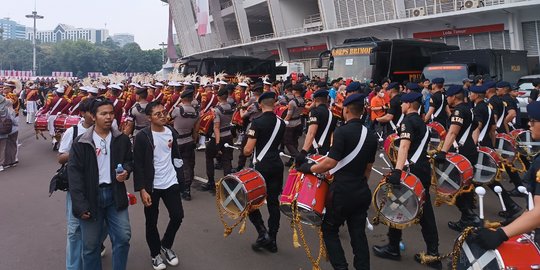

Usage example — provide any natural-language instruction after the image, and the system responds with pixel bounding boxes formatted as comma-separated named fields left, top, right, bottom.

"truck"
left=422, top=49, right=529, bottom=85
left=318, top=37, right=458, bottom=83
left=178, top=56, right=286, bottom=82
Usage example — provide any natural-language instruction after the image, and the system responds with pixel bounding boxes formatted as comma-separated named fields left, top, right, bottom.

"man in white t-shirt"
left=133, top=102, right=185, bottom=270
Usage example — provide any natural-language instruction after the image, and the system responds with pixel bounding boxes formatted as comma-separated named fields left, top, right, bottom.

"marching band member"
left=296, top=93, right=377, bottom=270
left=197, top=83, right=218, bottom=151
left=475, top=101, right=540, bottom=249
left=424, top=78, right=450, bottom=125
left=108, top=84, right=125, bottom=129
left=125, top=86, right=150, bottom=137
left=42, top=84, right=71, bottom=146
left=496, top=81, right=518, bottom=133
left=434, top=85, right=482, bottom=232
left=25, top=83, right=40, bottom=124
left=170, top=87, right=199, bottom=201
left=282, top=84, right=305, bottom=167
left=235, top=84, right=263, bottom=172
left=67, top=86, right=88, bottom=116
left=376, top=82, right=403, bottom=132
left=200, top=88, right=234, bottom=194
left=164, top=82, right=183, bottom=113
left=373, top=92, right=441, bottom=269
left=243, top=91, right=285, bottom=253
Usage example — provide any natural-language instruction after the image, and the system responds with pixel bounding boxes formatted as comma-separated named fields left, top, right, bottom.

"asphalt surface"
left=0, top=118, right=528, bottom=270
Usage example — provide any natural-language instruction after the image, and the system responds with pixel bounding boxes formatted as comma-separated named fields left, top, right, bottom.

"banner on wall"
left=196, top=0, right=211, bottom=36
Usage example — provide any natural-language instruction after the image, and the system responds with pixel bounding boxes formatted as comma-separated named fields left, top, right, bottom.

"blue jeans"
left=66, top=192, right=82, bottom=270
left=80, top=186, right=131, bottom=270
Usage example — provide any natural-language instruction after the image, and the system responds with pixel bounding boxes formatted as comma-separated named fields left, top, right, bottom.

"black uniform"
left=429, top=91, right=448, bottom=127
left=386, top=112, right=439, bottom=254
left=499, top=94, right=518, bottom=132
left=247, top=112, right=286, bottom=240
left=387, top=93, right=403, bottom=132
left=307, top=104, right=337, bottom=155
left=525, top=153, right=540, bottom=243
left=488, top=95, right=504, bottom=131
left=322, top=119, right=377, bottom=270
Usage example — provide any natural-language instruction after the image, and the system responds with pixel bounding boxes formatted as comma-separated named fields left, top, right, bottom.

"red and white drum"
left=456, top=233, right=540, bottom=270
left=433, top=153, right=473, bottom=198
left=218, top=168, right=267, bottom=218
left=473, top=147, right=501, bottom=185
left=53, top=114, right=69, bottom=131
left=383, top=133, right=400, bottom=165
left=279, top=168, right=302, bottom=219
left=295, top=173, right=329, bottom=226
left=511, top=129, right=540, bottom=158
left=373, top=172, right=425, bottom=228
left=331, top=104, right=343, bottom=120
left=231, top=110, right=243, bottom=126
left=198, top=110, right=215, bottom=136
left=495, top=133, right=517, bottom=164
left=64, top=115, right=80, bottom=130
left=274, top=105, right=288, bottom=119
left=427, top=122, right=446, bottom=153
left=34, top=114, right=48, bottom=131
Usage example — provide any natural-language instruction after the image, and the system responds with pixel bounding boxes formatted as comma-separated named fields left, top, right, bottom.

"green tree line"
left=0, top=38, right=171, bottom=78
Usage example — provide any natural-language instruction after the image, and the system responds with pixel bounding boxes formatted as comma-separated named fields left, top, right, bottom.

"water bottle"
left=399, top=241, right=406, bottom=251
left=115, top=164, right=124, bottom=175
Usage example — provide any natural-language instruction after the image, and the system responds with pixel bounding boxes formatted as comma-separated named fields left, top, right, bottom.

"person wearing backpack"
left=0, top=95, right=17, bottom=172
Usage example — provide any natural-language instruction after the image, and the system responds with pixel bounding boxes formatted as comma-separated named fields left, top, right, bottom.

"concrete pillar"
left=318, top=0, right=338, bottom=30
left=209, top=0, right=229, bottom=44
left=325, top=35, right=336, bottom=51
left=267, top=0, right=286, bottom=37
left=393, top=0, right=406, bottom=19
left=232, top=0, right=252, bottom=43
left=277, top=42, right=290, bottom=61
left=507, top=11, right=524, bottom=50
left=170, top=0, right=202, bottom=56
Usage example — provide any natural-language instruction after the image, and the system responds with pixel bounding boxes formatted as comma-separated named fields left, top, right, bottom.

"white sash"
left=69, top=100, right=82, bottom=114
left=312, top=109, right=333, bottom=150
left=433, top=94, right=445, bottom=118
left=496, top=106, right=505, bottom=128
left=454, top=110, right=474, bottom=148
left=478, top=106, right=492, bottom=143
left=329, top=126, right=367, bottom=175
left=50, top=97, right=64, bottom=115
left=203, top=94, right=215, bottom=113
left=153, top=92, right=163, bottom=102
left=113, top=99, right=119, bottom=107
left=389, top=114, right=404, bottom=131
left=409, top=128, right=430, bottom=164
left=253, top=117, right=282, bottom=164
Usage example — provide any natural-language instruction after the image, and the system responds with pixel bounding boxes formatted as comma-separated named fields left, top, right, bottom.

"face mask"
left=378, top=92, right=385, bottom=98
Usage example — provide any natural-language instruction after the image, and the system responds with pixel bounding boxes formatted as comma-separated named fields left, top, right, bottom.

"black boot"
left=448, top=209, right=481, bottom=232
left=252, top=224, right=271, bottom=252
left=181, top=190, right=192, bottom=201
left=264, top=232, right=278, bottom=253
left=372, top=244, right=401, bottom=261
left=200, top=182, right=216, bottom=194
left=498, top=203, right=522, bottom=219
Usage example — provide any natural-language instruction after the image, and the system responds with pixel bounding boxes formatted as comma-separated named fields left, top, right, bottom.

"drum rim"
left=457, top=236, right=506, bottom=269
left=374, top=182, right=422, bottom=225
left=473, top=148, right=499, bottom=184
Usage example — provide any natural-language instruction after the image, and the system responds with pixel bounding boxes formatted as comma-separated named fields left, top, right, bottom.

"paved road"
left=0, top=119, right=528, bottom=270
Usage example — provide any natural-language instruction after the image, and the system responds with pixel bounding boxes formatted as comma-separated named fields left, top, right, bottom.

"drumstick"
left=371, top=167, right=384, bottom=176
left=517, top=186, right=535, bottom=211
left=223, top=143, right=240, bottom=150
left=376, top=131, right=384, bottom=142
left=475, top=187, right=486, bottom=220
left=378, top=153, right=393, bottom=169
left=279, top=152, right=319, bottom=164
left=493, top=186, right=506, bottom=211
left=366, top=218, right=374, bottom=231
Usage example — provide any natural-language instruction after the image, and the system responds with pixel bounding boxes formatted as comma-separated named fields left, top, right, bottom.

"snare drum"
left=64, top=115, right=80, bottom=130
left=511, top=129, right=540, bottom=158
left=34, top=114, right=48, bottom=131
left=53, top=114, right=68, bottom=131
left=331, top=104, right=343, bottom=120
left=427, top=122, right=446, bottom=153
left=373, top=172, right=425, bottom=229
left=295, top=173, right=329, bottom=226
left=474, top=147, right=500, bottom=185
left=455, top=233, right=540, bottom=270
left=433, top=153, right=473, bottom=200
left=274, top=105, right=288, bottom=119
left=231, top=110, right=243, bottom=126
left=383, top=133, right=400, bottom=165
left=302, top=101, right=312, bottom=116
left=279, top=168, right=302, bottom=219
left=495, top=133, right=517, bottom=164
left=198, top=110, right=215, bottom=136
left=218, top=168, right=267, bottom=218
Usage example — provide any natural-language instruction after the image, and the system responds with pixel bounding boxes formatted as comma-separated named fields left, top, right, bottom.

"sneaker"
left=152, top=254, right=167, bottom=270
left=161, top=247, right=179, bottom=266
left=196, top=144, right=206, bottom=151
left=0, top=166, right=4, bottom=172
left=181, top=191, right=191, bottom=201
left=101, top=244, right=106, bottom=257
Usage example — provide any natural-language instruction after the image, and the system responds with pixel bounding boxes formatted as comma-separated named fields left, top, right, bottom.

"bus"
left=178, top=56, right=286, bottom=82
left=318, top=37, right=459, bottom=83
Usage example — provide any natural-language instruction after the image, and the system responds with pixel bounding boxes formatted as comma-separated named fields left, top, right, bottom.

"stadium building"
left=164, top=0, right=540, bottom=77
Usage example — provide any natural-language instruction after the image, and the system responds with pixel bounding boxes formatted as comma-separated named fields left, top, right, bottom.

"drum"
left=373, top=172, right=425, bottom=228
left=64, top=115, right=80, bottom=130
left=433, top=153, right=473, bottom=199
left=198, top=110, right=215, bottom=136
left=427, top=122, right=446, bottom=153
left=383, top=133, right=400, bottom=165
left=473, top=147, right=500, bottom=185
left=231, top=110, right=243, bottom=126
left=331, top=104, right=343, bottom=120
left=279, top=168, right=302, bottom=219
left=511, top=129, right=540, bottom=158
left=455, top=233, right=540, bottom=270
left=274, top=105, right=288, bottom=119
left=495, top=133, right=517, bottom=164
left=302, top=101, right=312, bottom=116
left=34, top=114, right=48, bottom=131
left=295, top=173, right=329, bottom=226
left=218, top=168, right=267, bottom=218
left=53, top=114, right=69, bottom=132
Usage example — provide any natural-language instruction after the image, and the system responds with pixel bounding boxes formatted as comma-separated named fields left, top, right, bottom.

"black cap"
left=387, top=82, right=399, bottom=90
left=317, top=82, right=327, bottom=88
left=400, top=92, right=423, bottom=103
left=258, top=91, right=276, bottom=103
left=292, top=84, right=304, bottom=92
left=313, top=89, right=329, bottom=98
left=527, top=101, right=540, bottom=121
left=343, top=93, right=366, bottom=106
left=446, top=85, right=464, bottom=96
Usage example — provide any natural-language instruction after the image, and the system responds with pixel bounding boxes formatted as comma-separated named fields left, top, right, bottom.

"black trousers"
left=248, top=168, right=283, bottom=237
left=388, top=163, right=439, bottom=253
left=144, top=184, right=184, bottom=257
left=205, top=136, right=233, bottom=184
left=283, top=125, right=303, bottom=157
left=455, top=152, right=478, bottom=218
left=237, top=132, right=249, bottom=169
left=322, top=182, right=371, bottom=270
left=178, top=142, right=196, bottom=192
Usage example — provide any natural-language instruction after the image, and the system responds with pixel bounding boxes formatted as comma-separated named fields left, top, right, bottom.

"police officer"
left=373, top=92, right=441, bottom=269
left=376, top=82, right=403, bottom=132
left=243, top=91, right=285, bottom=253
left=469, top=85, right=522, bottom=218
left=126, top=86, right=150, bottom=136
left=496, top=81, right=518, bottom=133
left=424, top=78, right=450, bottom=125
left=200, top=88, right=234, bottom=193
left=434, top=85, right=481, bottom=232
left=297, top=89, right=337, bottom=162
left=282, top=84, right=305, bottom=166
left=296, top=93, right=377, bottom=270
left=475, top=101, right=540, bottom=249
left=170, top=87, right=199, bottom=200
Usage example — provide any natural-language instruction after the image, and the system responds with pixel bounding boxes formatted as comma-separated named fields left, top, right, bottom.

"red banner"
left=413, top=24, right=504, bottom=39
left=270, top=44, right=327, bottom=55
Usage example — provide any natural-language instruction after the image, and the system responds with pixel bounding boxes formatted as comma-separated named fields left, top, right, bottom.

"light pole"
left=26, top=11, right=44, bottom=76
left=159, top=42, right=167, bottom=64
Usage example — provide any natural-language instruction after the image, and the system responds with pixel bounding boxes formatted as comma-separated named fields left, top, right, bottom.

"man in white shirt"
left=133, top=102, right=184, bottom=270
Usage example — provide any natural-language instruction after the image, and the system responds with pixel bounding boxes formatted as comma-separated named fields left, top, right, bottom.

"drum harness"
left=312, top=109, right=333, bottom=154
left=389, top=114, right=404, bottom=132
left=431, top=94, right=445, bottom=121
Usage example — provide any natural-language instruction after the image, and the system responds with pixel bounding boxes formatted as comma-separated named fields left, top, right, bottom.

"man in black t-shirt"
left=376, top=84, right=402, bottom=132
left=424, top=78, right=450, bottom=126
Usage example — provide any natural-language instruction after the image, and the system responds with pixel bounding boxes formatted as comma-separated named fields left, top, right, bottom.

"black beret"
left=446, top=85, right=464, bottom=96
left=258, top=91, right=276, bottom=103
left=181, top=88, right=194, bottom=98
left=343, top=93, right=366, bottom=106
left=432, top=78, right=445, bottom=84
left=527, top=101, right=540, bottom=121
left=313, top=89, right=329, bottom=98
left=469, top=85, right=486, bottom=94
left=401, top=92, right=423, bottom=103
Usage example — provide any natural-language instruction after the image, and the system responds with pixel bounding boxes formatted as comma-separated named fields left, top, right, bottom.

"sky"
left=3, top=0, right=170, bottom=50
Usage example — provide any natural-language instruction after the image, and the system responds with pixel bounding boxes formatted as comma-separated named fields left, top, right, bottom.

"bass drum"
left=427, top=122, right=446, bottom=153
left=473, top=147, right=500, bottom=185
left=495, top=133, right=517, bottom=164
left=433, top=153, right=473, bottom=202
left=511, top=129, right=540, bottom=158
left=34, top=114, right=48, bottom=131
left=198, top=110, right=215, bottom=136
left=217, top=168, right=267, bottom=218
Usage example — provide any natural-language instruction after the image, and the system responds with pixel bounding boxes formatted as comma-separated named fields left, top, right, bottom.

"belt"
left=99, top=183, right=112, bottom=188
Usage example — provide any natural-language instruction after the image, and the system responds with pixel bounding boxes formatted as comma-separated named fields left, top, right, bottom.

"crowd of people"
left=1, top=72, right=540, bottom=270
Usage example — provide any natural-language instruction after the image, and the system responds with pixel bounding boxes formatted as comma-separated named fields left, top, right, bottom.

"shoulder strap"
left=329, top=126, right=367, bottom=175
left=478, top=106, right=492, bottom=143
left=203, top=94, right=215, bottom=112
left=72, top=125, right=79, bottom=142
left=50, top=97, right=64, bottom=113
left=409, top=127, right=430, bottom=164
left=496, top=105, right=505, bottom=128
left=456, top=110, right=474, bottom=146
left=254, top=118, right=282, bottom=164
left=113, top=98, right=119, bottom=107
left=313, top=109, right=333, bottom=151
left=135, top=103, right=144, bottom=113
left=433, top=94, right=445, bottom=118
